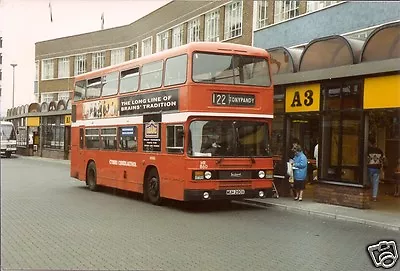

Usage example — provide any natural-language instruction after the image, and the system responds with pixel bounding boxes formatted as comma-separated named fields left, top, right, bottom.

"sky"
left=0, top=0, right=171, bottom=116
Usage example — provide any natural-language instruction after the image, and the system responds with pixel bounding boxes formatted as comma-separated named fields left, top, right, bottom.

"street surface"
left=1, top=156, right=399, bottom=271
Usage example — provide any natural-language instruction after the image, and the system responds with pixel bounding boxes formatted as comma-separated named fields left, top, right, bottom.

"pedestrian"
left=291, top=144, right=308, bottom=201
left=393, top=158, right=400, bottom=197
left=313, top=140, right=318, bottom=182
left=367, top=137, right=384, bottom=201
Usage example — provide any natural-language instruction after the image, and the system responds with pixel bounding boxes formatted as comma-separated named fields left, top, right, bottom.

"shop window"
left=101, top=128, right=117, bottom=150
left=85, top=128, right=100, bottom=149
left=17, top=127, right=27, bottom=146
left=119, top=126, right=138, bottom=151
left=43, top=125, right=65, bottom=149
left=320, top=106, right=362, bottom=184
left=322, top=83, right=362, bottom=111
left=166, top=125, right=184, bottom=154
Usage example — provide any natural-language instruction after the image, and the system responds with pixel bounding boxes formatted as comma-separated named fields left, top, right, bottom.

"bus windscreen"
left=192, top=53, right=271, bottom=87
left=188, top=120, right=271, bottom=157
left=1, top=124, right=16, bottom=140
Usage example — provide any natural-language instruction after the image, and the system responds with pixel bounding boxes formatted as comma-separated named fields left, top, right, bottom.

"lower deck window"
left=85, top=128, right=100, bottom=149
left=119, top=126, right=138, bottom=151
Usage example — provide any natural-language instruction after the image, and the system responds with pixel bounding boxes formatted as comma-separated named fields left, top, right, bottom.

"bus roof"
left=74, top=42, right=270, bottom=82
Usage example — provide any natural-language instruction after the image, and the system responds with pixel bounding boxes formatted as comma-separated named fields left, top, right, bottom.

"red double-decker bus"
left=70, top=42, right=274, bottom=205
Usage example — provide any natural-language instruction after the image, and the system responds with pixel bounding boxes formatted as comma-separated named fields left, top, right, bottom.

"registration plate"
left=226, top=189, right=245, bottom=196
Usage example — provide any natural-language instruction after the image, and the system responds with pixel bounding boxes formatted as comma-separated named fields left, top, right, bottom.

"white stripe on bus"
left=71, top=112, right=273, bottom=127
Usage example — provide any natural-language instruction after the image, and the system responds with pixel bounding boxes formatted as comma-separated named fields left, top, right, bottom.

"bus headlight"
left=203, top=192, right=210, bottom=199
left=258, top=170, right=265, bottom=178
left=259, top=190, right=265, bottom=198
left=204, top=171, right=212, bottom=180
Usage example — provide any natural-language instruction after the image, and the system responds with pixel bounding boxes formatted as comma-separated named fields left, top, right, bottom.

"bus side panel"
left=70, top=126, right=83, bottom=181
left=158, top=155, right=186, bottom=201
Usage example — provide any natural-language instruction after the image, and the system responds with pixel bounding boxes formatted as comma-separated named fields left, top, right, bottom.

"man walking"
left=367, top=137, right=384, bottom=201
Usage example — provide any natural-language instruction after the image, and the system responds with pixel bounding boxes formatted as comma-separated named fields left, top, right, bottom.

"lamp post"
left=11, top=64, right=17, bottom=108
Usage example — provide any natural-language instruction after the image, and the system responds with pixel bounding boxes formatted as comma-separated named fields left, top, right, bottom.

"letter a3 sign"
left=285, top=83, right=320, bottom=113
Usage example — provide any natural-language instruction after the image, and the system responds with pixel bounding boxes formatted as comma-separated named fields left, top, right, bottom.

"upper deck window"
left=74, top=80, right=86, bottom=101
left=120, top=67, right=139, bottom=93
left=140, top=61, right=163, bottom=90
left=164, top=54, right=187, bottom=86
left=102, top=72, right=119, bottom=96
left=192, top=53, right=271, bottom=87
left=86, top=77, right=102, bottom=99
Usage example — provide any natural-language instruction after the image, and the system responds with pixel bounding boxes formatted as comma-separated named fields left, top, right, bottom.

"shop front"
left=5, top=100, right=72, bottom=160
left=269, top=21, right=399, bottom=209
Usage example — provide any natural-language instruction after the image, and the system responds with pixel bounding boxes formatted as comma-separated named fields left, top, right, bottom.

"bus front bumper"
left=183, top=188, right=273, bottom=201
left=1, top=148, right=17, bottom=155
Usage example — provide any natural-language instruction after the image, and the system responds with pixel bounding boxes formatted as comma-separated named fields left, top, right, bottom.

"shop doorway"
left=367, top=109, right=400, bottom=209
left=288, top=113, right=320, bottom=187
left=288, top=113, right=319, bottom=161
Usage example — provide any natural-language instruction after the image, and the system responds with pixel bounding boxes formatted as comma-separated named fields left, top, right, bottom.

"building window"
left=187, top=18, right=201, bottom=43
left=274, top=0, right=300, bottom=23
left=41, top=59, right=54, bottom=80
left=166, top=125, right=184, bottom=153
left=156, top=30, right=169, bottom=52
left=35, top=61, right=39, bottom=81
left=74, top=55, right=87, bottom=76
left=41, top=93, right=57, bottom=103
left=205, top=9, right=220, bottom=42
left=172, top=25, right=185, bottom=48
left=58, top=57, right=69, bottom=78
left=111, top=49, right=125, bottom=66
left=129, top=43, right=138, bottom=60
left=92, top=52, right=105, bottom=70
left=142, top=37, right=153, bottom=57
left=255, top=1, right=269, bottom=30
left=58, top=92, right=70, bottom=101
left=101, top=128, right=117, bottom=150
left=224, top=1, right=243, bottom=40
left=306, top=1, right=340, bottom=13
left=0, top=53, right=2, bottom=65
left=119, top=126, right=138, bottom=151
left=0, top=37, right=2, bottom=48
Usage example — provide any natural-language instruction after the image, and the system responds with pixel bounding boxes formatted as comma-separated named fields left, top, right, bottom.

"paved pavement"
left=243, top=197, right=400, bottom=232
left=1, top=155, right=399, bottom=271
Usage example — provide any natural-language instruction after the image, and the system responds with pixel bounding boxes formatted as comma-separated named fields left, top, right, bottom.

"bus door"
left=79, top=127, right=86, bottom=176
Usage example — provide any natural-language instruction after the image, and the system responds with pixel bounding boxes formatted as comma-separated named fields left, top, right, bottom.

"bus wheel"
left=146, top=168, right=162, bottom=205
left=86, top=162, right=98, bottom=191
left=5, top=151, right=11, bottom=158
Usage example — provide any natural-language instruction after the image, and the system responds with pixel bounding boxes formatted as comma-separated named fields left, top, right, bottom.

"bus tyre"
left=145, top=168, right=162, bottom=205
left=5, top=151, right=11, bottom=158
left=86, top=162, right=98, bottom=191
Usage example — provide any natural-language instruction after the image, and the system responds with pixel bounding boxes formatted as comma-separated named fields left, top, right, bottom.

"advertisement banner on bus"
left=83, top=97, right=119, bottom=120
left=119, top=88, right=179, bottom=115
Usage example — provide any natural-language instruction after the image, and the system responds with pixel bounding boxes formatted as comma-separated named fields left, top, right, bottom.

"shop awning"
left=268, top=47, right=303, bottom=75
left=299, top=35, right=364, bottom=72
left=361, top=21, right=400, bottom=62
